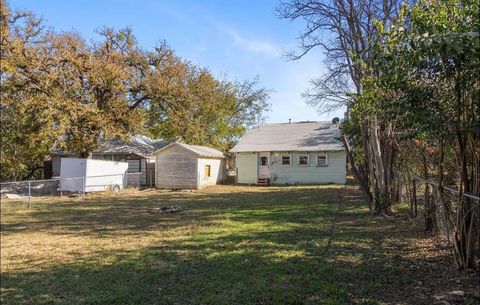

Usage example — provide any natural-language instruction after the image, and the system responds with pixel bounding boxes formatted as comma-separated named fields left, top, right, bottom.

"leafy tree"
left=0, top=1, right=270, bottom=180
left=1, top=7, right=147, bottom=180
left=60, top=27, right=148, bottom=156
left=1, top=1, right=65, bottom=180
left=147, top=63, right=270, bottom=151
left=360, top=0, right=479, bottom=269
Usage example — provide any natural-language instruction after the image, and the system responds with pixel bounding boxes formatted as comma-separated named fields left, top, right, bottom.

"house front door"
left=258, top=152, right=270, bottom=179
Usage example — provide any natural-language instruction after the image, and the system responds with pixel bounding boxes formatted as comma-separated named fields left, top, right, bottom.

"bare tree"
left=277, top=0, right=401, bottom=213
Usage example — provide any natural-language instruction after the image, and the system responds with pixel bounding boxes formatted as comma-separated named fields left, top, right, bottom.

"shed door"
left=258, top=152, right=270, bottom=179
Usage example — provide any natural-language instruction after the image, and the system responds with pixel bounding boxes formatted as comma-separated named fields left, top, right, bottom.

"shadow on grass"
left=0, top=187, right=360, bottom=237
left=1, top=186, right=476, bottom=305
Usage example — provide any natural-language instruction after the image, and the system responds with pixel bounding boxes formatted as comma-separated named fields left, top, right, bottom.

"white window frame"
left=281, top=154, right=291, bottom=166
left=204, top=164, right=212, bottom=178
left=298, top=154, right=309, bottom=166
left=316, top=154, right=328, bottom=167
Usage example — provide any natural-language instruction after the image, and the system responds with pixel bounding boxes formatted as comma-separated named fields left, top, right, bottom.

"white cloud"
left=218, top=25, right=282, bottom=58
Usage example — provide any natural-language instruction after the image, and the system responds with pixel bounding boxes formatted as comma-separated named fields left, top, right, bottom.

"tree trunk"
left=22, top=165, right=42, bottom=181
left=383, top=138, right=394, bottom=208
left=436, top=140, right=451, bottom=241
left=367, top=134, right=377, bottom=214
left=422, top=151, right=435, bottom=232
left=369, top=118, right=390, bottom=214
left=454, top=69, right=478, bottom=270
left=452, top=71, right=477, bottom=270
left=341, top=133, right=373, bottom=206
left=82, top=151, right=93, bottom=159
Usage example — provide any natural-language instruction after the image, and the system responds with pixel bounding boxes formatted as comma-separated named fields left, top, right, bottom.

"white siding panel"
left=155, top=146, right=198, bottom=189
left=197, top=158, right=224, bottom=188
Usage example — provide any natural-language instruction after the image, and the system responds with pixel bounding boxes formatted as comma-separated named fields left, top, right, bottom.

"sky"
left=11, top=0, right=345, bottom=124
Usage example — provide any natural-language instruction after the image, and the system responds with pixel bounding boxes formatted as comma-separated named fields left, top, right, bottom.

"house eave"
left=230, top=148, right=345, bottom=153
left=50, top=151, right=149, bottom=158
left=152, top=142, right=225, bottom=159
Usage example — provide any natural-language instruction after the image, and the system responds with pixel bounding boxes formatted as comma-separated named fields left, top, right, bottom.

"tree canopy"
left=0, top=0, right=270, bottom=181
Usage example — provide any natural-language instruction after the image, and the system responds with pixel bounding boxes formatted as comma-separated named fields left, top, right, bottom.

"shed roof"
left=97, top=135, right=167, bottom=156
left=153, top=142, right=225, bottom=159
left=51, top=135, right=167, bottom=157
left=230, top=121, right=343, bottom=153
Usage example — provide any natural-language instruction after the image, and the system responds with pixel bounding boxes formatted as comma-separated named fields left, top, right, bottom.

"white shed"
left=152, top=142, right=226, bottom=190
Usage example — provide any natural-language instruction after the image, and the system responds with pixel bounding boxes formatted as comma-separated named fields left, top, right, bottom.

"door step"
left=256, top=178, right=270, bottom=186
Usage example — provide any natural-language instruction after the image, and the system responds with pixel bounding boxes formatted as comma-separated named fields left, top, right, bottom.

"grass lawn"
left=1, top=185, right=478, bottom=305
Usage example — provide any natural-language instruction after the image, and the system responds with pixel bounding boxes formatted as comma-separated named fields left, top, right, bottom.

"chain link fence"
left=0, top=173, right=145, bottom=207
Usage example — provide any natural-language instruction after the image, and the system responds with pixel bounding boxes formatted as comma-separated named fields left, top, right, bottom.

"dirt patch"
left=344, top=211, right=480, bottom=305
left=147, top=206, right=183, bottom=214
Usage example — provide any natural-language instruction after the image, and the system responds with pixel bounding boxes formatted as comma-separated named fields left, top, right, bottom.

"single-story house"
left=230, top=121, right=346, bottom=185
left=46, top=135, right=166, bottom=187
left=152, top=142, right=225, bottom=190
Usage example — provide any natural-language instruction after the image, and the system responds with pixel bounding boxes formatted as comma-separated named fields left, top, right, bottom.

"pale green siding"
left=236, top=153, right=257, bottom=184
left=234, top=151, right=346, bottom=185
left=270, top=151, right=346, bottom=184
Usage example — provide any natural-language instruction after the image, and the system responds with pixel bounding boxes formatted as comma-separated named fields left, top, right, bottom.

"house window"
left=299, top=154, right=309, bottom=166
left=260, top=156, right=268, bottom=166
left=316, top=154, right=328, bottom=167
left=204, top=165, right=211, bottom=177
left=281, top=154, right=291, bottom=166
left=127, top=159, right=142, bottom=172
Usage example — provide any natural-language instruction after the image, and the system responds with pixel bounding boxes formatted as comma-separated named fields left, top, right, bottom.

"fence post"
left=413, top=178, right=417, bottom=218
left=82, top=176, right=86, bottom=199
left=395, top=173, right=400, bottom=202
left=399, top=174, right=403, bottom=203
left=408, top=178, right=414, bottom=217
left=28, top=181, right=31, bottom=208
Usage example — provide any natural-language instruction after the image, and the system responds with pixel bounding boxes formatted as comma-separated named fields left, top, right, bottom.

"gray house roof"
left=97, top=135, right=167, bottom=156
left=153, top=142, right=225, bottom=159
left=230, top=121, right=343, bottom=153
left=51, top=135, right=167, bottom=157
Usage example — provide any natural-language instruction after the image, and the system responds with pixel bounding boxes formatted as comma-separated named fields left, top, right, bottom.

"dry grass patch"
left=1, top=185, right=478, bottom=305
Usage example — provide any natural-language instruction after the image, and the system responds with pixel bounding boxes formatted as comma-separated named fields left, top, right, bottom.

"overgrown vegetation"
left=278, top=0, right=479, bottom=270
left=2, top=186, right=478, bottom=305
left=0, top=0, right=271, bottom=181
left=367, top=0, right=479, bottom=270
